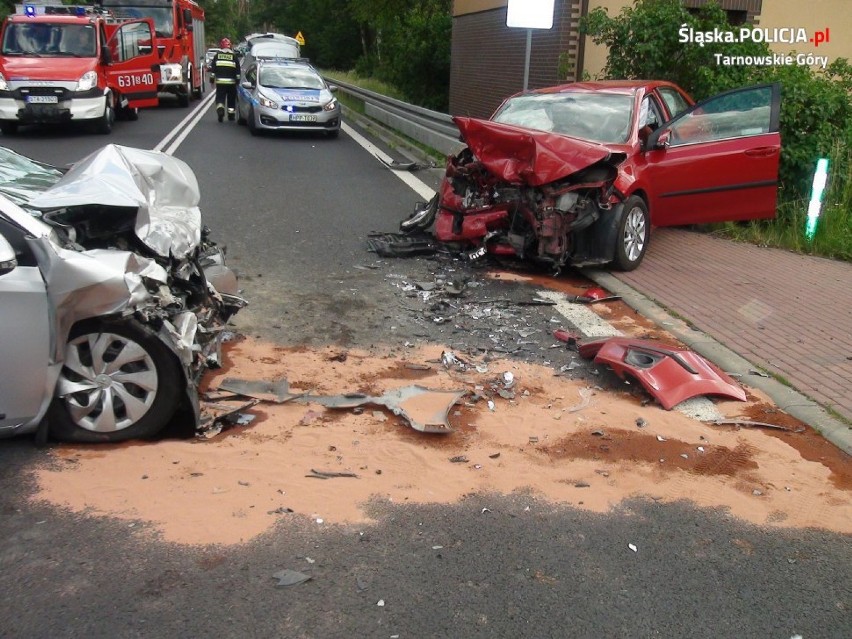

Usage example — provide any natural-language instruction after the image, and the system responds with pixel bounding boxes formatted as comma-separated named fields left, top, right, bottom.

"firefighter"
left=212, top=37, right=240, bottom=122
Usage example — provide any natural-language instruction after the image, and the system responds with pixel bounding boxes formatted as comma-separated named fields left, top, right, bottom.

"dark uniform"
left=213, top=46, right=240, bottom=122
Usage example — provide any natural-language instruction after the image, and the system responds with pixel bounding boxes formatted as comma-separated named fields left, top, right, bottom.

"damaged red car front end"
left=436, top=116, right=628, bottom=270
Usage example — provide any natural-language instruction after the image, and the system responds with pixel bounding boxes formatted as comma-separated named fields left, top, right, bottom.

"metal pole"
left=523, top=29, right=532, bottom=90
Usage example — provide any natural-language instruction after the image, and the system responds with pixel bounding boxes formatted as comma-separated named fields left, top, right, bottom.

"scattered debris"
left=628, top=543, right=638, bottom=553
left=748, top=369, right=770, bottom=378
left=635, top=418, right=647, bottom=428
left=657, top=435, right=667, bottom=442
left=704, top=419, right=799, bottom=432
left=567, top=387, right=592, bottom=413
left=272, top=569, right=312, bottom=588
left=306, top=469, right=360, bottom=480
left=489, top=453, right=501, bottom=459
left=553, top=329, right=579, bottom=346
left=575, top=481, right=591, bottom=488
left=449, top=456, right=469, bottom=464
left=568, top=287, right=622, bottom=304
left=591, top=430, right=605, bottom=437
left=198, top=399, right=260, bottom=438
left=379, top=157, right=436, bottom=172
left=268, top=507, right=294, bottom=515
left=377, top=599, right=386, bottom=607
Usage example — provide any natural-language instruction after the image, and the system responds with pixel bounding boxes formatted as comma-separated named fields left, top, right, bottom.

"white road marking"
left=153, top=90, right=216, bottom=155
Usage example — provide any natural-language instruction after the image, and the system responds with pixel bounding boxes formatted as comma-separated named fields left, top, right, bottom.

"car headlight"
left=258, top=95, right=277, bottom=109
left=0, top=73, right=8, bottom=92
left=76, top=70, right=98, bottom=92
left=160, top=63, right=183, bottom=82
left=323, top=98, right=338, bottom=112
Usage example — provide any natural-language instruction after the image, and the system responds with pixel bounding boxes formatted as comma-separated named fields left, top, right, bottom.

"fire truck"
left=0, top=3, right=162, bottom=134
left=100, top=0, right=205, bottom=107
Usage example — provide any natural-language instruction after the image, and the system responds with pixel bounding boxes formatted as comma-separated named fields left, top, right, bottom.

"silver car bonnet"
left=29, top=144, right=202, bottom=259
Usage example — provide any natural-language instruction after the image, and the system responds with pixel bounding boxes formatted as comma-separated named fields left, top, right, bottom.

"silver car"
left=0, top=145, right=245, bottom=443
left=236, top=60, right=341, bottom=137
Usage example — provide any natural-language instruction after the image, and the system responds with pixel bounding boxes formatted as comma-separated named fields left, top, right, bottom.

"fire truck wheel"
left=96, top=98, right=115, bottom=134
left=178, top=73, right=192, bottom=107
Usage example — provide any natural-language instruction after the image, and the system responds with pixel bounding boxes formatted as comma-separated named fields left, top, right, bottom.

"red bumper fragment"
left=578, top=338, right=746, bottom=410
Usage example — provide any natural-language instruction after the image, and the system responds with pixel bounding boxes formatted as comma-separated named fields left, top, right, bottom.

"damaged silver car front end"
left=0, top=144, right=245, bottom=442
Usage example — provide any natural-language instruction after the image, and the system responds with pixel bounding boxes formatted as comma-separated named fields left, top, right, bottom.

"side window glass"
left=111, top=22, right=153, bottom=63
left=668, top=85, right=773, bottom=146
left=658, top=88, right=690, bottom=119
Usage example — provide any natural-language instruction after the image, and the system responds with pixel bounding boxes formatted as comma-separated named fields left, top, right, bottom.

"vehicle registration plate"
left=290, top=114, right=317, bottom=122
left=26, top=95, right=58, bottom=104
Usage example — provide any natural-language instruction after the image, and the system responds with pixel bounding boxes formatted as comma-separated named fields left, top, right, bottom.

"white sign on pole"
left=506, top=0, right=555, bottom=30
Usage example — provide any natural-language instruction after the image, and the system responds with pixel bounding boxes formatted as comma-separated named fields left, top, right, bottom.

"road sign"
left=295, top=31, right=305, bottom=46
left=507, top=0, right=555, bottom=29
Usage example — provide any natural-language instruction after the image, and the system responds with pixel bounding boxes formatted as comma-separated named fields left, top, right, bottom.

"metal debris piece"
left=198, top=399, right=260, bottom=437
left=656, top=435, right=667, bottom=442
left=497, top=389, right=515, bottom=400
left=217, top=378, right=302, bottom=404
left=441, top=350, right=469, bottom=371
left=705, top=419, right=797, bottom=432
left=748, top=369, right=770, bottom=378
left=306, top=469, right=360, bottom=479
left=489, top=453, right=501, bottom=459
left=272, top=569, right=312, bottom=588
left=502, top=371, right=515, bottom=388
left=487, top=400, right=496, bottom=412
left=379, top=156, right=436, bottom=171
left=628, top=543, right=638, bottom=553
left=449, top=455, right=469, bottom=463
left=305, top=385, right=466, bottom=434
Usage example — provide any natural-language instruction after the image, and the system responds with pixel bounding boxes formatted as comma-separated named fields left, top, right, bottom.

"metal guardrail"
left=329, top=78, right=460, bottom=155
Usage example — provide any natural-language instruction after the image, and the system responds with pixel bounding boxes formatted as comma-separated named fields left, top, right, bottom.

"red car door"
left=643, top=83, right=781, bottom=226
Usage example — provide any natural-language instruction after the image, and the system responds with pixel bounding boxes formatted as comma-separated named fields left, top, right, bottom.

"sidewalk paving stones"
left=585, top=228, right=852, bottom=454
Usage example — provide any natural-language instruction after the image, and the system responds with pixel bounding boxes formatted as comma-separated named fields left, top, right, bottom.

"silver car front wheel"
left=49, top=320, right=182, bottom=442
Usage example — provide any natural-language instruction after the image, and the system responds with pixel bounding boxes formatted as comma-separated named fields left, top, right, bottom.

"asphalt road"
left=0, top=97, right=850, bottom=638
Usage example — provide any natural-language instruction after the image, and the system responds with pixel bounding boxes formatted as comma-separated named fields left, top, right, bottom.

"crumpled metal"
left=29, top=144, right=202, bottom=259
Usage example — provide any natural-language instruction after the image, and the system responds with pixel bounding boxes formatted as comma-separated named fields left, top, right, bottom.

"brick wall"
left=449, top=1, right=581, bottom=118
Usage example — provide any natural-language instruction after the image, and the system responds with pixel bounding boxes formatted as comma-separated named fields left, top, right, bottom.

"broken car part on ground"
left=0, top=144, right=246, bottom=443
left=579, top=337, right=747, bottom=410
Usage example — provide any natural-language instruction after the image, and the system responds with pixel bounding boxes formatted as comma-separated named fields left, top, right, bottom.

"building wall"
left=450, top=0, right=582, bottom=118
left=757, top=0, right=849, bottom=63
left=451, top=0, right=849, bottom=117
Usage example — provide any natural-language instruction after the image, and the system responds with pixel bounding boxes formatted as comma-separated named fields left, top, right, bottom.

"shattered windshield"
left=1, top=23, right=97, bottom=57
left=0, top=147, right=63, bottom=208
left=259, top=66, right=324, bottom=90
left=492, top=92, right=635, bottom=144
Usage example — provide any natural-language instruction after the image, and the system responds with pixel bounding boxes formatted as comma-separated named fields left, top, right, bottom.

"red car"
left=406, top=80, right=780, bottom=271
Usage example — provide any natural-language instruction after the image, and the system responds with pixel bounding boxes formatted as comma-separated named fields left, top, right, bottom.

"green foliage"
left=372, top=4, right=451, bottom=111
left=581, top=0, right=769, bottom=98
left=581, top=0, right=852, bottom=204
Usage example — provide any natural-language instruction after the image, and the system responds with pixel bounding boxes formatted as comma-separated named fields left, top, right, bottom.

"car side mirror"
left=241, top=80, right=253, bottom=89
left=328, top=84, right=338, bottom=93
left=0, top=235, right=17, bottom=276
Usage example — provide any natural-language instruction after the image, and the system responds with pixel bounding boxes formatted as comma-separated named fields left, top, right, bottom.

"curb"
left=583, top=268, right=852, bottom=455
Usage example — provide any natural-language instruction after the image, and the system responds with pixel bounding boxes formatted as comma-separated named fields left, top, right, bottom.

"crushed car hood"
left=453, top=116, right=614, bottom=187
left=29, top=144, right=202, bottom=259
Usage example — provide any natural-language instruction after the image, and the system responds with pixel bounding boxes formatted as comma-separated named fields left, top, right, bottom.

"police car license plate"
left=290, top=114, right=316, bottom=122
left=26, top=95, right=58, bottom=104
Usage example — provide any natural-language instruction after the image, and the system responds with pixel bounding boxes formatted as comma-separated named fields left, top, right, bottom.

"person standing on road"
left=212, top=38, right=240, bottom=122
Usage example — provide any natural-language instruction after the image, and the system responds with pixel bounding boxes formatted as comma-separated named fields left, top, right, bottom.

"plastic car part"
left=217, top=378, right=303, bottom=403
left=578, top=337, right=746, bottom=410
left=304, top=385, right=467, bottom=433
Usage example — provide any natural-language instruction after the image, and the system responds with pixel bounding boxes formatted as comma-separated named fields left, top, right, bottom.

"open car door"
left=104, top=19, right=160, bottom=109
left=644, top=83, right=781, bottom=226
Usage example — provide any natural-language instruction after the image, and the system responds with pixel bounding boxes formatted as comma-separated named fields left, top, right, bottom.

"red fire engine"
left=99, top=0, right=206, bottom=107
left=0, top=3, right=162, bottom=134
